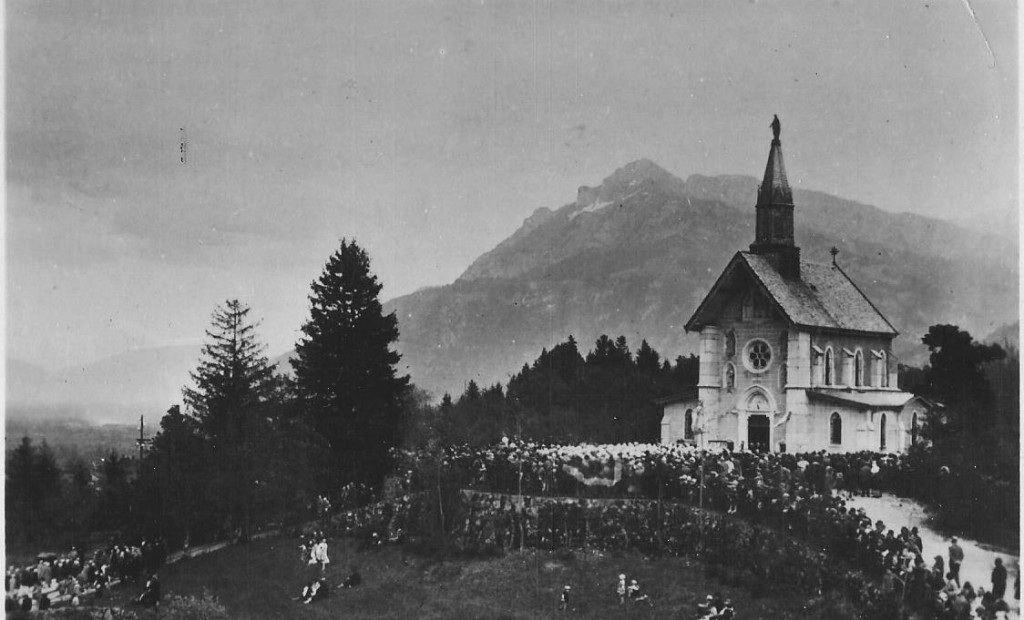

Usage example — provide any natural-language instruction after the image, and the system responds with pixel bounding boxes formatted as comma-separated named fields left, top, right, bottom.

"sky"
left=6, top=0, right=1018, bottom=371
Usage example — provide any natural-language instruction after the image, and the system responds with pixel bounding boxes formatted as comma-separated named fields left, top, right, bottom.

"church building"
left=660, top=118, right=929, bottom=454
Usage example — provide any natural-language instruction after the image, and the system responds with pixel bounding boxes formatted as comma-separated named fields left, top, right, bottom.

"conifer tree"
left=183, top=299, right=278, bottom=537
left=184, top=300, right=276, bottom=445
left=292, top=239, right=410, bottom=487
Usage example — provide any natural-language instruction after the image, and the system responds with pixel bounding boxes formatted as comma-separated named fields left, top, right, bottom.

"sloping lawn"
left=107, top=536, right=850, bottom=619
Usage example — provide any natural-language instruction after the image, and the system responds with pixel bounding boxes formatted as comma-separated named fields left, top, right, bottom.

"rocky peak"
left=575, top=159, right=686, bottom=210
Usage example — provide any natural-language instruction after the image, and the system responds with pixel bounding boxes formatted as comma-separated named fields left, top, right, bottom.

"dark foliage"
left=426, top=335, right=696, bottom=445
left=6, top=437, right=62, bottom=543
left=292, top=239, right=410, bottom=489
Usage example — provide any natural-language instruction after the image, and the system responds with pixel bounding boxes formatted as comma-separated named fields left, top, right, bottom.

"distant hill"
left=386, top=160, right=1018, bottom=397
left=6, top=345, right=201, bottom=425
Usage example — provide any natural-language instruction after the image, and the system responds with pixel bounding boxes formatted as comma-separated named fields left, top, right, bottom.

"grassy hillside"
left=106, top=537, right=849, bottom=619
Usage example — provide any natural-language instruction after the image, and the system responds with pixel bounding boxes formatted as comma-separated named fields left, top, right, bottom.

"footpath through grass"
left=106, top=535, right=851, bottom=619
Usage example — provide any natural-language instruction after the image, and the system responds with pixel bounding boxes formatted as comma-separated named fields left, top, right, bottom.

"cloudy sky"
left=7, top=0, right=1017, bottom=371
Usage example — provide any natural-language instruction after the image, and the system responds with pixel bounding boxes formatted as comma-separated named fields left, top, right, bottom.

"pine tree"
left=292, top=239, right=410, bottom=487
left=184, top=300, right=277, bottom=446
left=183, top=299, right=278, bottom=537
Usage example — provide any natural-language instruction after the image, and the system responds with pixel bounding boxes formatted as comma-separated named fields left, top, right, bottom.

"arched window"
left=911, top=412, right=918, bottom=446
left=854, top=350, right=864, bottom=387
left=824, top=348, right=834, bottom=386
left=684, top=409, right=694, bottom=440
left=879, top=413, right=887, bottom=451
left=724, top=363, right=736, bottom=392
left=830, top=412, right=842, bottom=445
left=779, top=363, right=788, bottom=390
left=779, top=331, right=788, bottom=360
left=725, top=330, right=736, bottom=358
left=880, top=351, right=889, bottom=387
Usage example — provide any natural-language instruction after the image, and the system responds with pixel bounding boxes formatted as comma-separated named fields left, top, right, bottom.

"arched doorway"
left=879, top=413, right=887, bottom=451
left=739, top=387, right=776, bottom=452
left=748, top=414, right=771, bottom=452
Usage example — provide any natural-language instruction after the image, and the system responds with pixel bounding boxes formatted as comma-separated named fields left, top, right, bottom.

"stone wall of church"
left=717, top=316, right=791, bottom=415
left=794, top=402, right=906, bottom=453
left=808, top=332, right=897, bottom=389
left=661, top=399, right=699, bottom=444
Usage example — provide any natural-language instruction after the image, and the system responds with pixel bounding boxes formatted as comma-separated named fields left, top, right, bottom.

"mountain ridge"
left=386, top=159, right=1017, bottom=397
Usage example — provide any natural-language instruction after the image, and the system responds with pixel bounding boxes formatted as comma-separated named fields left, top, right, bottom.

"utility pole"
left=136, top=415, right=150, bottom=461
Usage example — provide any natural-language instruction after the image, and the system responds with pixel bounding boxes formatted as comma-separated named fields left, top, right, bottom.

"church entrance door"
left=747, top=415, right=771, bottom=453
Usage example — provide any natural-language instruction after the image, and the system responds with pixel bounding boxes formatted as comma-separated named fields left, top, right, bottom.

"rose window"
left=747, top=340, right=771, bottom=371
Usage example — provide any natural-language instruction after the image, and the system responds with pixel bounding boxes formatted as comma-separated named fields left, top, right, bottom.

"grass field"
left=103, top=535, right=852, bottom=619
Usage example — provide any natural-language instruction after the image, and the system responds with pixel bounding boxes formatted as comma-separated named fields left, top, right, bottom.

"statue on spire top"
left=771, top=115, right=781, bottom=141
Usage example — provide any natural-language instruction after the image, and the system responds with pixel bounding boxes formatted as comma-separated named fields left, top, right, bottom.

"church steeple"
left=750, top=115, right=800, bottom=279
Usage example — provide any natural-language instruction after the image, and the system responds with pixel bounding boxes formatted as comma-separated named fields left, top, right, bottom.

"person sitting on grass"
left=137, top=574, right=160, bottom=608
left=338, top=567, right=362, bottom=589
left=627, top=579, right=652, bottom=607
left=301, top=578, right=330, bottom=604
left=697, top=594, right=717, bottom=617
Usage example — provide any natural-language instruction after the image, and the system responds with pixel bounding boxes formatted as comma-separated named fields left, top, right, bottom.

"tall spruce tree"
left=292, top=239, right=409, bottom=488
left=183, top=299, right=278, bottom=537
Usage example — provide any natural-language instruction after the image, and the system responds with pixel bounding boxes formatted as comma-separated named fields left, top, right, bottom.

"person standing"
left=616, top=574, right=627, bottom=605
left=991, top=558, right=1007, bottom=599
left=314, top=538, right=330, bottom=573
left=948, top=538, right=964, bottom=586
left=558, top=585, right=571, bottom=614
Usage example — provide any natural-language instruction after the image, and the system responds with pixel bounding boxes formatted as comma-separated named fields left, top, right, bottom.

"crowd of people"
left=4, top=538, right=167, bottom=613
left=395, top=440, right=931, bottom=503
left=379, top=442, right=1018, bottom=619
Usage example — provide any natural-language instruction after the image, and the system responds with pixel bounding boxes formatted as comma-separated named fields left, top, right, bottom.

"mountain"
left=6, top=345, right=202, bottom=425
left=386, top=160, right=1018, bottom=398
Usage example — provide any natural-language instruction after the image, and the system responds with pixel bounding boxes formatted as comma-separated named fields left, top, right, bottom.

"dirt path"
left=846, top=494, right=1019, bottom=618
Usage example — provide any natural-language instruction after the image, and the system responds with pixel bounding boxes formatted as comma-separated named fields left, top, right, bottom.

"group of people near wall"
left=4, top=538, right=166, bottom=613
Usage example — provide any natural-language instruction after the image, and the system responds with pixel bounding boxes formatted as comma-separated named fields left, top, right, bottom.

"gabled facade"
left=661, top=118, right=925, bottom=453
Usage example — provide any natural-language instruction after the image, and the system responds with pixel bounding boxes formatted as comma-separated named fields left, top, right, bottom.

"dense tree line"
left=5, top=437, right=134, bottom=550
left=408, top=335, right=698, bottom=447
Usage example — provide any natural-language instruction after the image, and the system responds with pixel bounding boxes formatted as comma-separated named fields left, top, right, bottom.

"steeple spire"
left=750, top=115, right=800, bottom=278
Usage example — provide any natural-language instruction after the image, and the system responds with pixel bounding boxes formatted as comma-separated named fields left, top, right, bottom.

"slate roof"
left=686, top=252, right=899, bottom=336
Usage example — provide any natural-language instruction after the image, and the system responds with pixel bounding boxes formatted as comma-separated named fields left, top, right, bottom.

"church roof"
left=806, top=389, right=917, bottom=409
left=685, top=252, right=899, bottom=336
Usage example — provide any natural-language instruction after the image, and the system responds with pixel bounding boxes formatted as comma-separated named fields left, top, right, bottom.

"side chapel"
left=661, top=117, right=930, bottom=453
